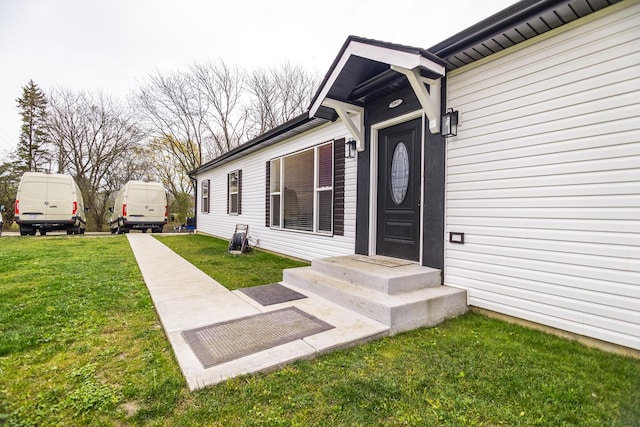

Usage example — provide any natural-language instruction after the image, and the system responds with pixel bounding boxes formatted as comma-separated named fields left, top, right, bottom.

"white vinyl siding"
left=196, top=120, right=356, bottom=261
left=444, top=1, right=640, bottom=350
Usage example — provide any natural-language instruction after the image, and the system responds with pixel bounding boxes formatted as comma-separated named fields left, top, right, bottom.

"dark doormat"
left=239, top=283, right=307, bottom=306
left=182, top=307, right=334, bottom=368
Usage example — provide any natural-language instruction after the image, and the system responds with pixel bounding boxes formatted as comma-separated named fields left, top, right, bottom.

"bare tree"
left=133, top=70, right=209, bottom=174
left=147, top=136, right=195, bottom=197
left=47, top=89, right=145, bottom=230
left=190, top=60, right=247, bottom=155
left=245, top=62, right=319, bottom=138
left=132, top=60, right=319, bottom=209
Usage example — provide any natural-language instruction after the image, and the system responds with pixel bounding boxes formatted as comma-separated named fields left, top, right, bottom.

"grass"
left=0, top=235, right=638, bottom=426
left=154, top=234, right=309, bottom=290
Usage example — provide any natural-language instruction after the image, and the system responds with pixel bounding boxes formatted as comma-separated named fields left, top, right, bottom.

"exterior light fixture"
left=441, top=108, right=458, bottom=138
left=345, top=139, right=357, bottom=158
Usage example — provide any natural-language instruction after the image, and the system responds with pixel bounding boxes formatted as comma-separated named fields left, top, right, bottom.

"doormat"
left=350, top=255, right=413, bottom=268
left=182, top=307, right=334, bottom=368
left=239, top=283, right=307, bottom=306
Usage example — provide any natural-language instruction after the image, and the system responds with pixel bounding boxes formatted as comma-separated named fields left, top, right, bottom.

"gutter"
left=429, top=0, right=569, bottom=58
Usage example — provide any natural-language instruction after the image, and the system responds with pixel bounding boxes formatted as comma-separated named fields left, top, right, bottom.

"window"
left=227, top=170, right=241, bottom=215
left=201, top=179, right=210, bottom=213
left=269, top=142, right=333, bottom=234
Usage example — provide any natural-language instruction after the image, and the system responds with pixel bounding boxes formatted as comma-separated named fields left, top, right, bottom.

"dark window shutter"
left=265, top=161, right=271, bottom=227
left=207, top=179, right=210, bottom=213
left=238, top=169, right=242, bottom=215
left=333, top=138, right=345, bottom=236
left=226, top=174, right=230, bottom=214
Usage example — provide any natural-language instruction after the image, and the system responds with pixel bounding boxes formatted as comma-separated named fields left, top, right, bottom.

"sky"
left=0, top=0, right=516, bottom=157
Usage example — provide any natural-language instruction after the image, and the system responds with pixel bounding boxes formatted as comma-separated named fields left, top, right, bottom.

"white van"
left=109, top=181, right=167, bottom=234
left=0, top=204, right=5, bottom=236
left=15, top=172, right=87, bottom=236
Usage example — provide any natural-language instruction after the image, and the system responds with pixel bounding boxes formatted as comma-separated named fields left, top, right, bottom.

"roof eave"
left=189, top=112, right=328, bottom=176
left=429, top=0, right=569, bottom=58
left=308, top=36, right=447, bottom=117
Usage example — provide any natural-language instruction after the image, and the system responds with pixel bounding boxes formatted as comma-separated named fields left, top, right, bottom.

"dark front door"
left=376, top=118, right=422, bottom=261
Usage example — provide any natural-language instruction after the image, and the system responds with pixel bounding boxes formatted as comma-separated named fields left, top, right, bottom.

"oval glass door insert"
left=390, top=142, right=409, bottom=205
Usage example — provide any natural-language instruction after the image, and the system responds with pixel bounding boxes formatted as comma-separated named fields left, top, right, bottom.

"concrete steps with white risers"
left=282, top=255, right=468, bottom=335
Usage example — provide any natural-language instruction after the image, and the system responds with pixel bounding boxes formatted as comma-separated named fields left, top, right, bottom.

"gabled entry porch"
left=309, top=36, right=448, bottom=271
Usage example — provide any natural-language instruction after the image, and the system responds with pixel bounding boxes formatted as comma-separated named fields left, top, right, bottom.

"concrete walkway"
left=126, top=234, right=388, bottom=390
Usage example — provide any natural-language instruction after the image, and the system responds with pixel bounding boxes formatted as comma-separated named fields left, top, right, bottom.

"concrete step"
left=311, top=255, right=441, bottom=295
left=282, top=266, right=467, bottom=335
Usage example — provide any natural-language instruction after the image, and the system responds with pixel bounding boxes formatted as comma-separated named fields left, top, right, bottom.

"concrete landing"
left=126, top=234, right=388, bottom=390
left=283, top=255, right=468, bottom=335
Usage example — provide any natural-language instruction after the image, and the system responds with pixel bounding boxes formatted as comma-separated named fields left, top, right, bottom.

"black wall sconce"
left=441, top=108, right=458, bottom=138
left=345, top=139, right=357, bottom=159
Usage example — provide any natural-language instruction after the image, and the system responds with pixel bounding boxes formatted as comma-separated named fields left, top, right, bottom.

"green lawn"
left=0, top=235, right=639, bottom=426
left=154, top=234, right=309, bottom=290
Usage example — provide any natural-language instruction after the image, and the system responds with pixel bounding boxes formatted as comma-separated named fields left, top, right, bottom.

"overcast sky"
left=0, top=0, right=516, bottom=156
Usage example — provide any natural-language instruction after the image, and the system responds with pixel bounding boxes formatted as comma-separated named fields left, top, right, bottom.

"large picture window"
left=270, top=142, right=333, bottom=234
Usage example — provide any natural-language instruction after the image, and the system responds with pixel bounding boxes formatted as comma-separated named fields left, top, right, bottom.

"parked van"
left=0, top=204, right=5, bottom=236
left=15, top=172, right=87, bottom=236
left=109, top=181, right=167, bottom=234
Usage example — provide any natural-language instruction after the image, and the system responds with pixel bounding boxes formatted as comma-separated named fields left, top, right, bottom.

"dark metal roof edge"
left=428, top=0, right=570, bottom=58
left=189, top=112, right=325, bottom=176
left=349, top=35, right=447, bottom=66
left=308, top=35, right=447, bottom=110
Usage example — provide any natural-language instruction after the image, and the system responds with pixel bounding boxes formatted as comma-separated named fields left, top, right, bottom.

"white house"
left=191, top=0, right=639, bottom=352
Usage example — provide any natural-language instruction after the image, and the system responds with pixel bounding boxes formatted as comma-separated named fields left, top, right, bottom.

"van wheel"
left=40, top=229, right=47, bottom=236
left=67, top=229, right=74, bottom=235
left=110, top=228, right=116, bottom=234
left=142, top=229, right=147, bottom=233
left=152, top=227, right=162, bottom=233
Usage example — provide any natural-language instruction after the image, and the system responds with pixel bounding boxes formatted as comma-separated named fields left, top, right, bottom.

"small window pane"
left=229, top=171, right=239, bottom=193
left=271, top=159, right=281, bottom=192
left=391, top=142, right=409, bottom=205
left=271, top=194, right=280, bottom=227
left=318, top=144, right=333, bottom=188
left=230, top=194, right=238, bottom=214
left=317, top=190, right=332, bottom=233
left=201, top=180, right=210, bottom=213
left=283, top=150, right=313, bottom=232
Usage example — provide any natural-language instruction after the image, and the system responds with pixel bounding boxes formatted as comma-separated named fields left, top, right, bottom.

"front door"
left=376, top=118, right=422, bottom=261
